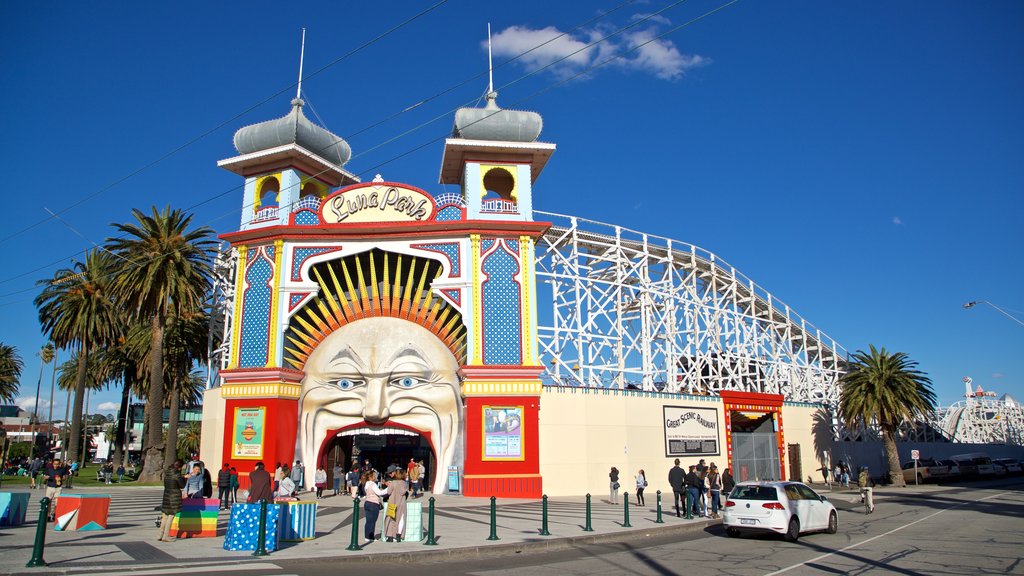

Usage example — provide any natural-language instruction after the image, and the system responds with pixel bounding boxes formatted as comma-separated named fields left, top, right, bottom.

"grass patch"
left=2, top=464, right=162, bottom=488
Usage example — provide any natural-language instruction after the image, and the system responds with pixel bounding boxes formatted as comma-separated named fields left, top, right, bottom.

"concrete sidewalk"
left=1, top=486, right=720, bottom=575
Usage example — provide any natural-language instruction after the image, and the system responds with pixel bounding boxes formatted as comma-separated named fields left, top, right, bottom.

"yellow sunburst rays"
left=284, top=251, right=467, bottom=370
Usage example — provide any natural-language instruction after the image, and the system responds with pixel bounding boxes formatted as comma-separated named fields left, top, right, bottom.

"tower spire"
left=296, top=27, right=307, bottom=101
left=487, top=23, right=494, bottom=96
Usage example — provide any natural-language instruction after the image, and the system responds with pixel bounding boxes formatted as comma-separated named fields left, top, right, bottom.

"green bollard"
left=655, top=490, right=664, bottom=524
left=486, top=496, right=500, bottom=541
left=539, top=494, right=551, bottom=536
left=253, top=499, right=269, bottom=557
left=622, top=492, right=631, bottom=527
left=26, top=497, right=50, bottom=567
left=685, top=490, right=693, bottom=520
left=424, top=496, right=438, bottom=545
left=583, top=493, right=594, bottom=532
left=346, top=497, right=362, bottom=551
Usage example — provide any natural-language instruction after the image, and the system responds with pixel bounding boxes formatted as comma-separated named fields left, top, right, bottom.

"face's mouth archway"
left=316, top=422, right=437, bottom=482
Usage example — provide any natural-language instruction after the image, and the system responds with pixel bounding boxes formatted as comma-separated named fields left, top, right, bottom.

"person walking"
left=291, top=460, right=305, bottom=493
left=668, top=459, right=685, bottom=517
left=229, top=467, right=240, bottom=505
left=314, top=465, right=328, bottom=499
left=685, top=465, right=704, bottom=517
left=247, top=462, right=273, bottom=504
left=43, top=457, right=67, bottom=521
left=609, top=466, right=620, bottom=504
left=707, top=463, right=723, bottom=519
left=217, top=463, right=232, bottom=509
left=347, top=466, right=360, bottom=498
left=332, top=462, right=344, bottom=496
left=159, top=459, right=186, bottom=542
left=723, top=467, right=736, bottom=494
left=361, top=470, right=388, bottom=544
left=858, top=466, right=875, bottom=514
left=635, top=469, right=647, bottom=507
left=29, top=457, right=42, bottom=489
left=116, top=463, right=125, bottom=483
left=383, top=470, right=410, bottom=542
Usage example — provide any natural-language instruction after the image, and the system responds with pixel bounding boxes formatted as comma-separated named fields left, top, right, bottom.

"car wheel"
left=726, top=527, right=740, bottom=538
left=917, top=474, right=924, bottom=484
left=784, top=517, right=800, bottom=542
left=827, top=511, right=838, bottom=534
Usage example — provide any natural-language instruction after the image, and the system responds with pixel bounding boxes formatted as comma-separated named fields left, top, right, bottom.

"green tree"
left=177, top=421, right=202, bottom=461
left=35, top=250, right=120, bottom=465
left=0, top=342, right=24, bottom=403
left=107, top=206, right=216, bottom=482
left=839, top=345, right=936, bottom=486
left=55, top=351, right=108, bottom=463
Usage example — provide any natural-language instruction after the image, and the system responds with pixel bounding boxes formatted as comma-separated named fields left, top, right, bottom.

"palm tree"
left=55, top=352, right=107, bottom=463
left=0, top=342, right=24, bottom=403
left=30, top=343, right=56, bottom=457
left=35, top=249, right=120, bottom=465
left=177, top=421, right=202, bottom=461
left=107, top=206, right=216, bottom=482
left=839, top=345, right=936, bottom=487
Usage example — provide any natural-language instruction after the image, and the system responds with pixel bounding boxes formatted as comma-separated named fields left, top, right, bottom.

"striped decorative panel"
left=277, top=500, right=317, bottom=541
left=172, top=498, right=220, bottom=538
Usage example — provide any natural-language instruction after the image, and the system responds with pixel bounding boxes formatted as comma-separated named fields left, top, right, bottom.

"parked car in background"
left=952, top=453, right=996, bottom=477
left=723, top=481, right=838, bottom=542
left=993, top=458, right=1022, bottom=475
left=939, top=459, right=962, bottom=478
left=901, top=458, right=949, bottom=484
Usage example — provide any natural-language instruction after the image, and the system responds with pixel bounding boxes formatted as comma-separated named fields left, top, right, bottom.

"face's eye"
left=334, top=378, right=363, bottom=390
left=392, top=376, right=420, bottom=389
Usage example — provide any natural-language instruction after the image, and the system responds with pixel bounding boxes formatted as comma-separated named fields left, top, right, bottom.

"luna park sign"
left=321, top=183, right=436, bottom=224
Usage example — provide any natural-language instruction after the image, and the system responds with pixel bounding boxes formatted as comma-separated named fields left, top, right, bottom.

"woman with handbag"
left=382, top=469, right=410, bottom=542
left=609, top=467, right=620, bottom=504
left=362, top=470, right=388, bottom=544
left=635, top=469, right=647, bottom=507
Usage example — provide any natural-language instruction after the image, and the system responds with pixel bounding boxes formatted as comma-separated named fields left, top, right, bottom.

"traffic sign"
left=911, top=449, right=920, bottom=460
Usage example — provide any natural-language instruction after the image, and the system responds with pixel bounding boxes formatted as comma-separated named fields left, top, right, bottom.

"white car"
left=723, top=481, right=838, bottom=542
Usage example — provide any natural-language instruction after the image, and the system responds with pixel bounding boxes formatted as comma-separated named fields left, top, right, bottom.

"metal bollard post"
left=583, top=493, right=594, bottom=531
left=655, top=490, right=664, bottom=523
left=424, top=496, right=438, bottom=545
left=486, top=496, right=500, bottom=540
left=253, top=499, right=269, bottom=557
left=539, top=494, right=551, bottom=536
left=685, top=490, right=693, bottom=520
left=622, top=492, right=631, bottom=527
left=346, top=497, right=362, bottom=551
left=25, top=497, right=50, bottom=567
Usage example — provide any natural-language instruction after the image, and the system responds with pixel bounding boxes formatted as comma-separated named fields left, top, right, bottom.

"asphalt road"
left=85, top=478, right=1024, bottom=576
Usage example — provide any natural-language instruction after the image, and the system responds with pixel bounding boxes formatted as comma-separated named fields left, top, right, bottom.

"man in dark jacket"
left=668, top=458, right=686, bottom=517
left=217, top=463, right=232, bottom=509
left=685, top=465, right=702, bottom=517
left=159, top=460, right=186, bottom=542
left=247, top=462, right=273, bottom=504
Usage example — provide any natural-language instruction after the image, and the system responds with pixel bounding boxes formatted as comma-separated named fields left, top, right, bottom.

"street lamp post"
left=963, top=301, right=1024, bottom=328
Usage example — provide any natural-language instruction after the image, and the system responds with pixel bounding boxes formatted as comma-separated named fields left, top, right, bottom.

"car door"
left=783, top=484, right=812, bottom=530
left=797, top=484, right=828, bottom=529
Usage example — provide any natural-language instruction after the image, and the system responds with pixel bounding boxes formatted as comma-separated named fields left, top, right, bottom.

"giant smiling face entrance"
left=298, top=317, right=463, bottom=494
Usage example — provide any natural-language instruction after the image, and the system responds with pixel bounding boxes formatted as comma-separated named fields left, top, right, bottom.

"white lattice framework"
left=206, top=246, right=237, bottom=389
left=534, top=212, right=848, bottom=404
left=933, top=398, right=1024, bottom=445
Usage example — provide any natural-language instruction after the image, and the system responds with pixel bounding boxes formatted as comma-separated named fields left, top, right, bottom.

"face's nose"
left=362, top=376, right=390, bottom=423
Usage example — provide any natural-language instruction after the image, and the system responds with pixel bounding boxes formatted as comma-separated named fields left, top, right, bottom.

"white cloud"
left=16, top=396, right=53, bottom=411
left=991, top=373, right=1004, bottom=379
left=490, top=16, right=707, bottom=82
left=97, top=402, right=119, bottom=412
left=892, top=216, right=903, bottom=225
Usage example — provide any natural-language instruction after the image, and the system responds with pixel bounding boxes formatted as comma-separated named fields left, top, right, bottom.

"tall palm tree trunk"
left=882, top=428, right=905, bottom=487
left=47, top=349, right=58, bottom=454
left=67, top=340, right=90, bottom=464
left=164, top=384, right=181, bottom=469
left=61, top=388, right=71, bottom=460
left=112, top=373, right=131, bottom=469
left=139, top=316, right=165, bottom=482
left=80, top=389, right=91, bottom=468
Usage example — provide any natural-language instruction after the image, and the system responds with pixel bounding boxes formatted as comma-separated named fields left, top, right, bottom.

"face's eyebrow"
left=385, top=344, right=430, bottom=368
left=328, top=345, right=366, bottom=369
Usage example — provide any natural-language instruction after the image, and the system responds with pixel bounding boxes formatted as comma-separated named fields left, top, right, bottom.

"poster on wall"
left=663, top=405, right=720, bottom=457
left=232, top=407, right=266, bottom=459
left=482, top=406, right=524, bottom=461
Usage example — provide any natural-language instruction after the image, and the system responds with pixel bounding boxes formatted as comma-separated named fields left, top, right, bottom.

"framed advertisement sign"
left=481, top=405, right=525, bottom=461
left=663, top=405, right=720, bottom=457
left=232, top=407, right=266, bottom=460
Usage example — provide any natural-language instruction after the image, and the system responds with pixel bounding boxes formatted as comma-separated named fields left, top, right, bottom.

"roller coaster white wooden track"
left=533, top=212, right=847, bottom=405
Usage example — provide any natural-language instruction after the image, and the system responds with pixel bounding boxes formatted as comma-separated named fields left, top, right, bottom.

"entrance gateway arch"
left=201, top=91, right=849, bottom=498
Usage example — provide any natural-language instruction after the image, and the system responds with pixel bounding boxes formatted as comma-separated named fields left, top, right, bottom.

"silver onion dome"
left=453, top=91, right=543, bottom=142
left=233, top=98, right=351, bottom=167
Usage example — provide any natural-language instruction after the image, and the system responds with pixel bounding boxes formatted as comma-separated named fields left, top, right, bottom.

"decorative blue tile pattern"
left=435, top=205, right=463, bottom=221
left=481, top=240, right=522, bottom=365
left=413, top=242, right=461, bottom=277
left=291, top=247, right=342, bottom=281
left=506, top=239, right=519, bottom=252
left=294, top=210, right=320, bottom=226
left=289, top=293, right=307, bottom=311
left=239, top=248, right=273, bottom=368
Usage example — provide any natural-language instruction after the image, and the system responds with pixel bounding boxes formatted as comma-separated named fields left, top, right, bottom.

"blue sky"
left=1, top=1, right=1021, bottom=417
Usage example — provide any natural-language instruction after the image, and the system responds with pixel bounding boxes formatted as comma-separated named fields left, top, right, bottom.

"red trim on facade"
left=220, top=367, right=305, bottom=384
left=720, top=391, right=787, bottom=481
left=219, top=220, right=552, bottom=245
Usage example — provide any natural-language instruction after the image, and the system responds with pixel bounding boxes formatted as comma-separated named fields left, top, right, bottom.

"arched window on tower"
left=253, top=176, right=281, bottom=223
left=481, top=166, right=518, bottom=213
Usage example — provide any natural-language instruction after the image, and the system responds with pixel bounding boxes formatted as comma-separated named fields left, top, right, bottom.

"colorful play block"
left=224, top=502, right=281, bottom=552
left=405, top=501, right=422, bottom=541
left=276, top=500, right=317, bottom=541
left=171, top=498, right=220, bottom=538
left=0, top=492, right=30, bottom=526
left=53, top=494, right=110, bottom=531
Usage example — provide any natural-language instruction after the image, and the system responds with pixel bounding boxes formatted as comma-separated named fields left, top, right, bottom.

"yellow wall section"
left=253, top=173, right=283, bottom=210
left=519, top=235, right=537, bottom=365
left=199, top=387, right=226, bottom=474
left=479, top=165, right=518, bottom=202
left=781, top=403, right=832, bottom=484
left=228, top=246, right=248, bottom=369
left=470, top=234, right=482, bottom=364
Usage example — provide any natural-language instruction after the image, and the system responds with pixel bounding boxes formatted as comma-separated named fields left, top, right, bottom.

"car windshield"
left=730, top=485, right=778, bottom=501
